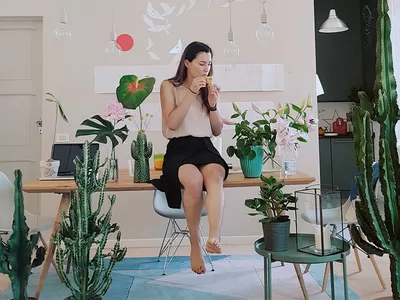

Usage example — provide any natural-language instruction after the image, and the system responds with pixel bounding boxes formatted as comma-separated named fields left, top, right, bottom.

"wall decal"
left=187, top=0, right=196, bottom=10
left=116, top=34, right=134, bottom=51
left=160, top=3, right=176, bottom=16
left=176, top=4, right=186, bottom=16
left=143, top=14, right=171, bottom=34
left=145, top=38, right=155, bottom=50
left=147, top=1, right=166, bottom=20
left=169, top=38, right=182, bottom=54
left=148, top=52, right=162, bottom=60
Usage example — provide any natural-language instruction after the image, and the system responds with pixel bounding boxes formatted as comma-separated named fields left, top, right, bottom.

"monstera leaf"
left=116, top=75, right=156, bottom=109
left=75, top=115, right=128, bottom=149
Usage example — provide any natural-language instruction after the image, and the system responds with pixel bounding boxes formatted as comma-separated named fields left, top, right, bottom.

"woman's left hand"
left=208, top=84, right=220, bottom=108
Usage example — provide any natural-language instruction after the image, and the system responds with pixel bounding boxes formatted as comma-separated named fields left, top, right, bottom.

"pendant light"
left=319, top=9, right=348, bottom=33
left=223, top=0, right=240, bottom=59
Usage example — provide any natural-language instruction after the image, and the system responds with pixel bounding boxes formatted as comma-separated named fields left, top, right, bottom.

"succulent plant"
left=0, top=170, right=39, bottom=300
left=349, top=0, right=400, bottom=297
left=54, top=141, right=127, bottom=300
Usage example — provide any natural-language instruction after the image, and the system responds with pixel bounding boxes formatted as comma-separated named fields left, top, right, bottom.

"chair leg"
left=353, top=245, right=362, bottom=272
left=162, top=219, right=188, bottom=275
left=39, top=232, right=63, bottom=281
left=321, top=262, right=330, bottom=292
left=304, top=264, right=311, bottom=273
left=157, top=219, right=172, bottom=261
left=369, top=255, right=386, bottom=289
left=157, top=218, right=215, bottom=275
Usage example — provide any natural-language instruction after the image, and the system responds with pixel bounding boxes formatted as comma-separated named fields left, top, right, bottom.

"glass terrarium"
left=294, top=185, right=346, bottom=256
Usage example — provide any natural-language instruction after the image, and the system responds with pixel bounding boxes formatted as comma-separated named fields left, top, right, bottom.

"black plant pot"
left=261, top=216, right=291, bottom=252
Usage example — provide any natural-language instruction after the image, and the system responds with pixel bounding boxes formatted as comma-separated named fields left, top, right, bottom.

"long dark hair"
left=168, top=41, right=213, bottom=110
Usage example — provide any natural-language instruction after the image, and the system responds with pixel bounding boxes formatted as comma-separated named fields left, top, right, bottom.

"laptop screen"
left=51, top=143, right=100, bottom=176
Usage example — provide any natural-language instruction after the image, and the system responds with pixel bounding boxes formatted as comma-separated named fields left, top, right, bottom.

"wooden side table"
left=254, top=233, right=351, bottom=300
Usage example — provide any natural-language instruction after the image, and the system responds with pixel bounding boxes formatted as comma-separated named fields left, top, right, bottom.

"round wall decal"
left=116, top=34, right=134, bottom=51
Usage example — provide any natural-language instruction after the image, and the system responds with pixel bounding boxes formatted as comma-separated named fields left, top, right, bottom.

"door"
left=0, top=17, right=43, bottom=214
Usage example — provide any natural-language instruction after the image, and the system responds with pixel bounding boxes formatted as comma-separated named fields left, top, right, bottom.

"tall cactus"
left=349, top=0, right=400, bottom=297
left=54, top=141, right=127, bottom=300
left=0, top=169, right=39, bottom=300
left=131, top=133, right=153, bottom=183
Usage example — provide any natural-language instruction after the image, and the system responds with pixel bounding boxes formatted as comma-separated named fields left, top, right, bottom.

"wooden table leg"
left=34, top=193, right=70, bottom=299
left=294, top=264, right=309, bottom=300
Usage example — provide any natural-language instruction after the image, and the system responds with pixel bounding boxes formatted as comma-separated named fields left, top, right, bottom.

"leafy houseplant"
left=0, top=169, right=39, bottom=300
left=40, top=93, right=70, bottom=178
left=116, top=74, right=156, bottom=183
left=54, top=141, right=127, bottom=300
left=349, top=0, right=400, bottom=298
left=244, top=174, right=297, bottom=251
left=75, top=100, right=129, bottom=181
left=226, top=102, right=278, bottom=178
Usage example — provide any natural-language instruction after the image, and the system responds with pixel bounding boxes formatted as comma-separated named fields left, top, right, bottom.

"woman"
left=151, top=41, right=229, bottom=275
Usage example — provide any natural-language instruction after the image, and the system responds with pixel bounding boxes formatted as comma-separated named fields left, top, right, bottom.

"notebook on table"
left=39, top=143, right=99, bottom=181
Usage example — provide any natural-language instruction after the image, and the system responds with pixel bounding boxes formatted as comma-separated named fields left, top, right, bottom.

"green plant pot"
left=239, top=145, right=263, bottom=178
left=261, top=217, right=291, bottom=252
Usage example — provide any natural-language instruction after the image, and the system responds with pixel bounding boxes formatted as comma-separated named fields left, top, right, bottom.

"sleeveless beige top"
left=162, top=84, right=213, bottom=139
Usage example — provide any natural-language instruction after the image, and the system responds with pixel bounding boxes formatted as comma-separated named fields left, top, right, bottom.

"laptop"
left=39, top=143, right=100, bottom=181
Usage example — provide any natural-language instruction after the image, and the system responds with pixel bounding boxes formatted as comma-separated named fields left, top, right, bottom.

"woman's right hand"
left=190, top=77, right=206, bottom=93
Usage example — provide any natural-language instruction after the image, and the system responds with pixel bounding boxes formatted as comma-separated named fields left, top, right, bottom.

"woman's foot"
left=206, top=237, right=222, bottom=254
left=190, top=244, right=205, bottom=274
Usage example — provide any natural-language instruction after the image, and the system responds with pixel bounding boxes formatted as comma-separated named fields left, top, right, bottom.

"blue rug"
left=0, top=255, right=361, bottom=300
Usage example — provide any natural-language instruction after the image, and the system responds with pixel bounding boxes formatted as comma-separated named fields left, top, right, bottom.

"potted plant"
left=116, top=74, right=156, bottom=183
left=75, top=99, right=129, bottom=181
left=54, top=141, right=127, bottom=300
left=274, top=97, right=317, bottom=176
left=226, top=102, right=278, bottom=178
left=40, top=93, right=70, bottom=178
left=349, top=0, right=400, bottom=298
left=244, top=174, right=297, bottom=251
left=0, top=169, right=40, bottom=300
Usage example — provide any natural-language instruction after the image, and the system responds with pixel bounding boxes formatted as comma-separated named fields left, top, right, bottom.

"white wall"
left=1, top=0, right=319, bottom=246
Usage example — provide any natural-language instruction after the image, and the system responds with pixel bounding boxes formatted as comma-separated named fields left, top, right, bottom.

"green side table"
left=254, top=233, right=351, bottom=300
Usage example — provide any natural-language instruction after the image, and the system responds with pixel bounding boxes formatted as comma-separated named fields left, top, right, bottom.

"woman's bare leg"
left=178, top=164, right=205, bottom=274
left=199, top=163, right=225, bottom=254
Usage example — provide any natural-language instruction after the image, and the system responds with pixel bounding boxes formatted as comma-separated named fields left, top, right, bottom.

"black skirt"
left=150, top=136, right=229, bottom=208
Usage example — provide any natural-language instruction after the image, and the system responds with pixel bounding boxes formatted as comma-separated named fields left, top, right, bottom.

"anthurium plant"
left=116, top=75, right=156, bottom=134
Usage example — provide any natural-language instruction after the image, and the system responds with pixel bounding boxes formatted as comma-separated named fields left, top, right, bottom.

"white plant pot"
left=40, top=160, right=60, bottom=178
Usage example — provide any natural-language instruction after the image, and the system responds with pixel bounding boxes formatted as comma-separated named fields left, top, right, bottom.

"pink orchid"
left=105, top=99, right=126, bottom=122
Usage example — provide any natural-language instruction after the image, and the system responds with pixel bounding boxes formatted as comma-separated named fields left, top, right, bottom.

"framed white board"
left=94, top=64, right=284, bottom=94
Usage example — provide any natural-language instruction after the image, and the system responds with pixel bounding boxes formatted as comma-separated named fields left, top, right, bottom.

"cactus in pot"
left=349, top=0, right=400, bottom=298
left=131, top=133, right=153, bottom=183
left=0, top=169, right=39, bottom=300
left=54, top=141, right=127, bottom=300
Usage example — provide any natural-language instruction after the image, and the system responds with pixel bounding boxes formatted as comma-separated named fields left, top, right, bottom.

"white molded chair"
left=153, top=190, right=214, bottom=275
left=0, top=171, right=62, bottom=279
